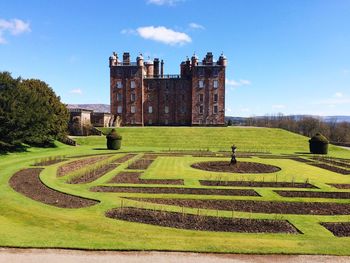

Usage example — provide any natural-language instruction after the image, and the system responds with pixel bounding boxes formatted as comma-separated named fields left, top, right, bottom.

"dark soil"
left=68, top=164, right=118, bottom=184
left=109, top=172, right=184, bottom=185
left=127, top=159, right=154, bottom=170
left=308, top=163, right=350, bottom=175
left=200, top=180, right=317, bottom=189
left=321, top=222, right=350, bottom=237
left=9, top=168, right=98, bottom=208
left=275, top=190, right=350, bottom=199
left=91, top=186, right=259, bottom=196
left=57, top=155, right=110, bottom=177
left=106, top=207, right=299, bottom=234
left=311, top=157, right=350, bottom=169
left=328, top=184, right=350, bottom=189
left=126, top=197, right=350, bottom=215
left=191, top=161, right=281, bottom=173
left=113, top=154, right=137, bottom=163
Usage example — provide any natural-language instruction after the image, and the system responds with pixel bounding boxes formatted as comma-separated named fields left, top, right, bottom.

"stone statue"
left=229, top=145, right=237, bottom=166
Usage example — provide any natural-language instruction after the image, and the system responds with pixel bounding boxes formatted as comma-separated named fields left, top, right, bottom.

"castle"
left=109, top=52, right=226, bottom=126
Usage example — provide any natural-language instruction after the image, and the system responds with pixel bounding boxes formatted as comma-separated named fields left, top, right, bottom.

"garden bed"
left=275, top=190, right=350, bottom=199
left=33, top=157, right=67, bottom=166
left=57, top=155, right=110, bottom=177
left=68, top=164, right=118, bottom=184
left=9, top=168, right=98, bottom=208
left=106, top=207, right=299, bottom=234
left=321, top=222, right=350, bottom=237
left=200, top=180, right=317, bottom=188
left=126, top=197, right=350, bottom=215
left=191, top=161, right=281, bottom=173
left=127, top=159, right=154, bottom=170
left=311, top=157, right=350, bottom=169
left=328, top=184, right=350, bottom=189
left=308, top=163, right=350, bottom=175
left=91, top=186, right=259, bottom=196
left=109, top=172, right=184, bottom=185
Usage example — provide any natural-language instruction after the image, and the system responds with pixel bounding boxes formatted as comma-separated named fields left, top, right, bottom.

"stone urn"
left=106, top=129, right=122, bottom=150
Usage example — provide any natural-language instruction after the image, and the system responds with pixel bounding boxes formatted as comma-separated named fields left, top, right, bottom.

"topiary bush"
left=106, top=129, right=122, bottom=150
left=309, top=133, right=329, bottom=154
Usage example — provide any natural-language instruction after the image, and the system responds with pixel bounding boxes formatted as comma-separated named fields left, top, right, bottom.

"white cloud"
left=69, top=89, right=83, bottom=95
left=189, top=22, right=205, bottom=30
left=136, top=26, right=191, bottom=45
left=334, top=92, right=343, bottom=98
left=226, top=78, right=251, bottom=88
left=0, top=18, right=31, bottom=44
left=147, top=0, right=183, bottom=6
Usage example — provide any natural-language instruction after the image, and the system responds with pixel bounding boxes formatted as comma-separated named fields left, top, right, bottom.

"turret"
left=109, top=52, right=118, bottom=67
left=218, top=53, right=227, bottom=67
left=137, top=53, right=144, bottom=67
left=191, top=53, right=198, bottom=67
left=145, top=59, right=154, bottom=77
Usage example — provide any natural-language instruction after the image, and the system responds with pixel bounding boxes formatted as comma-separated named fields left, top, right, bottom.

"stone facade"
left=109, top=52, right=226, bottom=126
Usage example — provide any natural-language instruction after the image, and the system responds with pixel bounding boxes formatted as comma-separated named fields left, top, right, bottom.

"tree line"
left=0, top=72, right=69, bottom=152
left=240, top=114, right=350, bottom=145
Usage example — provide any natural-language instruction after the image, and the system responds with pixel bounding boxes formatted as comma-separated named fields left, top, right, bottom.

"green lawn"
left=1, top=126, right=350, bottom=254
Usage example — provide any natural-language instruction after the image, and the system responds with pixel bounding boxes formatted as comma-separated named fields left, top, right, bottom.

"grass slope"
left=0, top=127, right=350, bottom=255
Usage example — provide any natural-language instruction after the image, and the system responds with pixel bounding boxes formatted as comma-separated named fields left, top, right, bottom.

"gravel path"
left=0, top=249, right=349, bottom=263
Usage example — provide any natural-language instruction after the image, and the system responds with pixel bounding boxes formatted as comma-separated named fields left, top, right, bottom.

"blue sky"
left=0, top=0, right=350, bottom=117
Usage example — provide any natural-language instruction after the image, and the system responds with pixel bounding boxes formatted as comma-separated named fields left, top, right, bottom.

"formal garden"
left=1, top=126, right=350, bottom=254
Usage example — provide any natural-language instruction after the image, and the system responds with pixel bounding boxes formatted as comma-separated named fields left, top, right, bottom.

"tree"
left=0, top=72, right=69, bottom=149
left=227, top=119, right=233, bottom=126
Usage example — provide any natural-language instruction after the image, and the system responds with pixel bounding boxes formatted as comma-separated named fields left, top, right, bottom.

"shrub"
left=106, top=129, right=122, bottom=150
left=309, top=133, right=329, bottom=154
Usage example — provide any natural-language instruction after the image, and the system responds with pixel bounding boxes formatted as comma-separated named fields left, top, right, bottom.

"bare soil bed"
left=33, top=158, right=67, bottom=166
left=329, top=184, right=350, bottom=189
left=106, top=207, right=299, bottom=234
left=91, top=186, right=259, bottom=196
left=321, top=222, right=350, bottom=237
left=57, top=155, right=110, bottom=177
left=68, top=164, right=118, bottom=184
left=109, top=172, right=184, bottom=185
left=127, top=159, right=154, bottom=170
left=200, top=180, right=317, bottom=189
left=191, top=161, right=281, bottom=173
left=113, top=154, right=137, bottom=163
left=311, top=157, right=350, bottom=169
left=308, top=163, right=350, bottom=175
left=9, top=168, right=98, bottom=208
left=275, top=190, right=350, bottom=199
left=126, top=197, right=350, bottom=215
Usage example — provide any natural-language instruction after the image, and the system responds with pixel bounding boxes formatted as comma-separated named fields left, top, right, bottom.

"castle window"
left=131, top=119, right=135, bottom=124
left=213, top=68, right=219, bottom=77
left=213, top=80, right=218, bottom=89
left=213, top=105, right=218, bottom=114
left=213, top=94, right=218, bottom=102
left=165, top=94, right=169, bottom=101
left=117, top=106, right=122, bottom=113
left=199, top=94, right=204, bottom=102
left=148, top=106, right=153, bottom=113
left=198, top=68, right=204, bottom=76
left=164, top=119, right=168, bottom=125
left=164, top=106, right=169, bottom=114
left=131, top=105, right=136, bottom=113
left=148, top=119, right=152, bottom=125
left=116, top=80, right=122, bottom=89
left=182, top=94, right=185, bottom=100
left=199, top=105, right=203, bottom=114
left=130, top=80, right=136, bottom=89
left=199, top=80, right=204, bottom=88
left=131, top=93, right=136, bottom=102
left=117, top=93, right=123, bottom=102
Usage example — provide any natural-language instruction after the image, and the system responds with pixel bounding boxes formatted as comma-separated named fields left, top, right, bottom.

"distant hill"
left=225, top=115, right=350, bottom=124
left=66, top=104, right=110, bottom=113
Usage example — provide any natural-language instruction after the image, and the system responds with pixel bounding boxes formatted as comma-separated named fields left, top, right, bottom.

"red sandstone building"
left=109, top=52, right=226, bottom=126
